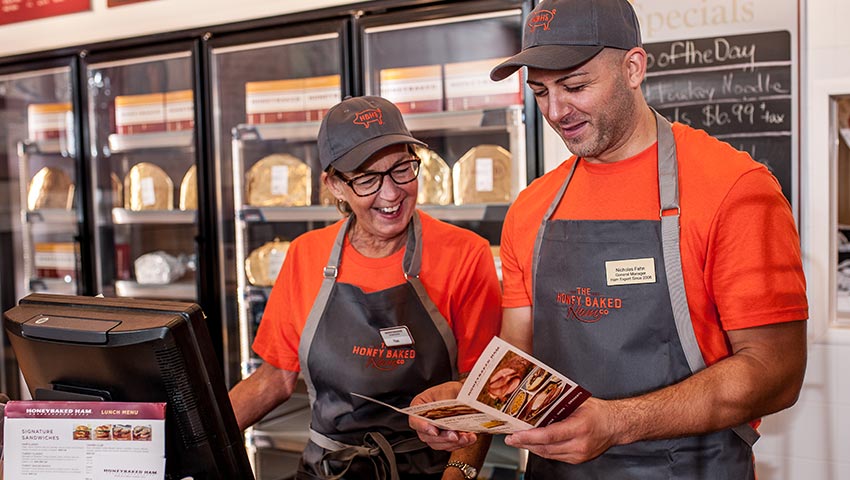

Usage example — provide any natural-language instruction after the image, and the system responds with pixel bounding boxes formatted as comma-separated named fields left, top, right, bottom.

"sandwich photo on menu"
left=354, top=336, right=591, bottom=434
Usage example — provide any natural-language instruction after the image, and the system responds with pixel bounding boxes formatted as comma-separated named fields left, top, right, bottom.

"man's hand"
left=408, top=381, right=478, bottom=451
left=504, top=397, right=619, bottom=464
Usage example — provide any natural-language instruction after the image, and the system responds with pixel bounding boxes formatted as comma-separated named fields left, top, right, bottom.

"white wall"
left=2, top=0, right=849, bottom=477
left=753, top=0, right=850, bottom=477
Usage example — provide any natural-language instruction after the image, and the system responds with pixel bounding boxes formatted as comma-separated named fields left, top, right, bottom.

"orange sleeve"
left=705, top=169, right=808, bottom=330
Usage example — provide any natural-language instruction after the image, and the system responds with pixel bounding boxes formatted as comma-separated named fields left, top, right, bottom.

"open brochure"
left=354, top=336, right=591, bottom=434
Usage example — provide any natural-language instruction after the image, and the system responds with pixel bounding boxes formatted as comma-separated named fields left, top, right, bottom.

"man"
left=409, top=0, right=808, bottom=477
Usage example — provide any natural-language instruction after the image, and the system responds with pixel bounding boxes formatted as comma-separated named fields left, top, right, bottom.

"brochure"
left=3, top=400, right=166, bottom=480
left=355, top=336, right=591, bottom=434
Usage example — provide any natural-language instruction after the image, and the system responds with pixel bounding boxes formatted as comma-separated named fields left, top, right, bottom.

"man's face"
left=526, top=49, right=638, bottom=163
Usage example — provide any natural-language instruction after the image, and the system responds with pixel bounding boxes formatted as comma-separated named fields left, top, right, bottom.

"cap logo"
left=353, top=108, right=383, bottom=128
left=528, top=8, right=556, bottom=31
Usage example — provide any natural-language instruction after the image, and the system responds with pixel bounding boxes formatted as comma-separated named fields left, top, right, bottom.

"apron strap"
left=299, top=215, right=354, bottom=408
left=654, top=110, right=759, bottom=447
left=310, top=428, right=426, bottom=480
left=404, top=212, right=459, bottom=379
left=531, top=160, right=579, bottom=311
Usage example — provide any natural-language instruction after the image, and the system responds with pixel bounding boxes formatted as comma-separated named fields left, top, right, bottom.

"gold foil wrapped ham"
left=246, top=154, right=311, bottom=207
left=415, top=146, right=452, bottom=205
left=452, top=145, right=512, bottom=205
left=124, top=162, right=174, bottom=211
left=179, top=164, right=197, bottom=211
left=111, top=172, right=123, bottom=208
left=27, top=167, right=74, bottom=210
left=245, top=238, right=291, bottom=286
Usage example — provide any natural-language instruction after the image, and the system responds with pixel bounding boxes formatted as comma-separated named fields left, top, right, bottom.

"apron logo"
left=352, top=108, right=383, bottom=128
left=352, top=343, right=415, bottom=371
left=527, top=9, right=556, bottom=31
left=556, top=287, right=623, bottom=323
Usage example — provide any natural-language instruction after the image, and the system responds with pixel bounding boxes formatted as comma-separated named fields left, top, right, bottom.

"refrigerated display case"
left=209, top=20, right=351, bottom=477
left=209, top=2, right=533, bottom=477
left=86, top=49, right=200, bottom=302
left=0, top=61, right=86, bottom=398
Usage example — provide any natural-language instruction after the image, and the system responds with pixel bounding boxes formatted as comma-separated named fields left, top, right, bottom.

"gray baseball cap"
left=317, top=96, right=426, bottom=172
left=490, top=0, right=642, bottom=81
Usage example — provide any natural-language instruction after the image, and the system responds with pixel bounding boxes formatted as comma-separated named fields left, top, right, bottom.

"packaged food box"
left=246, top=76, right=341, bottom=124
left=165, top=89, right=194, bottom=131
left=444, top=57, right=523, bottom=111
left=379, top=65, right=443, bottom=114
left=34, top=242, right=77, bottom=279
left=27, top=102, right=73, bottom=141
left=114, top=92, right=166, bottom=135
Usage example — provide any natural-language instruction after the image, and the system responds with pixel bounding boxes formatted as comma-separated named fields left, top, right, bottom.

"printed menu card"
left=355, top=336, right=591, bottom=434
left=3, top=401, right=166, bottom=480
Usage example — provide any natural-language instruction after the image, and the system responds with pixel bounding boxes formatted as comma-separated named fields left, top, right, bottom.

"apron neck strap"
left=325, top=211, right=422, bottom=279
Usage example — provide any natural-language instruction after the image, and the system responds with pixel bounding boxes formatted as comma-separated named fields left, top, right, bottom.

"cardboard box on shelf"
left=246, top=76, right=341, bottom=124
left=379, top=65, right=443, bottom=114
left=302, top=75, right=342, bottom=122
left=34, top=242, right=77, bottom=279
left=27, top=102, right=73, bottom=141
left=444, top=58, right=523, bottom=111
left=114, top=92, right=166, bottom=135
left=165, top=89, right=194, bottom=132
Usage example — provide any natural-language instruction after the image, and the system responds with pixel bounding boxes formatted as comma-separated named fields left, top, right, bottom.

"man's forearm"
left=608, top=320, right=807, bottom=446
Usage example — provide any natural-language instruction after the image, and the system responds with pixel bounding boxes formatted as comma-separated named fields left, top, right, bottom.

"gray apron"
left=527, top=112, right=759, bottom=479
left=296, top=212, right=456, bottom=479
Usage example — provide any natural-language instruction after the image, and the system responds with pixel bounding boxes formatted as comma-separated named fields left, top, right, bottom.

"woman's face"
left=325, top=144, right=419, bottom=253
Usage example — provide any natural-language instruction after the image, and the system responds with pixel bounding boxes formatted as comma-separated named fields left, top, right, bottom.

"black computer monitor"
left=2, top=293, right=255, bottom=480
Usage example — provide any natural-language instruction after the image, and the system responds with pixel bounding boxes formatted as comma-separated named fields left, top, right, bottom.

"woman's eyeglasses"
left=336, top=158, right=421, bottom=197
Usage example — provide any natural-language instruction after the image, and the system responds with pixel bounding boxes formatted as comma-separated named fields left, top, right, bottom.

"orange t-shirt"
left=501, top=123, right=808, bottom=366
left=253, top=211, right=502, bottom=374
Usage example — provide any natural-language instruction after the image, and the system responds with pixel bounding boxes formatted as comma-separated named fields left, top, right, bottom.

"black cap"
left=490, top=0, right=642, bottom=81
left=317, top=96, right=427, bottom=172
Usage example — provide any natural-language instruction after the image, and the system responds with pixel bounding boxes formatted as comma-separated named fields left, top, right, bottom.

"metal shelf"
left=18, top=139, right=74, bottom=156
left=114, top=279, right=197, bottom=300
left=29, top=277, right=78, bottom=295
left=251, top=393, right=311, bottom=453
left=232, top=106, right=522, bottom=143
left=108, top=130, right=194, bottom=152
left=237, top=204, right=509, bottom=223
left=233, top=121, right=321, bottom=143
left=26, top=209, right=78, bottom=225
left=112, top=208, right=196, bottom=225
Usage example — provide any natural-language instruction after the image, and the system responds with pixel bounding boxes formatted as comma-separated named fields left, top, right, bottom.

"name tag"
left=379, top=326, right=414, bottom=348
left=605, top=258, right=657, bottom=286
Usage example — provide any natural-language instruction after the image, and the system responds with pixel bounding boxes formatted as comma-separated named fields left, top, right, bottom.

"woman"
left=229, top=96, right=502, bottom=479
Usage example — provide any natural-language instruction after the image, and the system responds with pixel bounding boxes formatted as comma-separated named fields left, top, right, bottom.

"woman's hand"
left=408, top=381, right=478, bottom=451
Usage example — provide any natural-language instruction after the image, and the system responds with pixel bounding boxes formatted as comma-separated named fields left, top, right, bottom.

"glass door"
left=86, top=50, right=199, bottom=302
left=359, top=4, right=531, bottom=475
left=0, top=61, right=83, bottom=399
left=209, top=21, right=349, bottom=478
left=359, top=2, right=531, bottom=281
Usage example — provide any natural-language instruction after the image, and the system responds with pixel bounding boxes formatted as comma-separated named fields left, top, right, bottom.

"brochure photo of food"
left=419, top=404, right=481, bottom=420
left=477, top=351, right=534, bottom=410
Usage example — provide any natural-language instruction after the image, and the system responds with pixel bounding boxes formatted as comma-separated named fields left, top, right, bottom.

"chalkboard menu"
left=643, top=31, right=793, bottom=203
